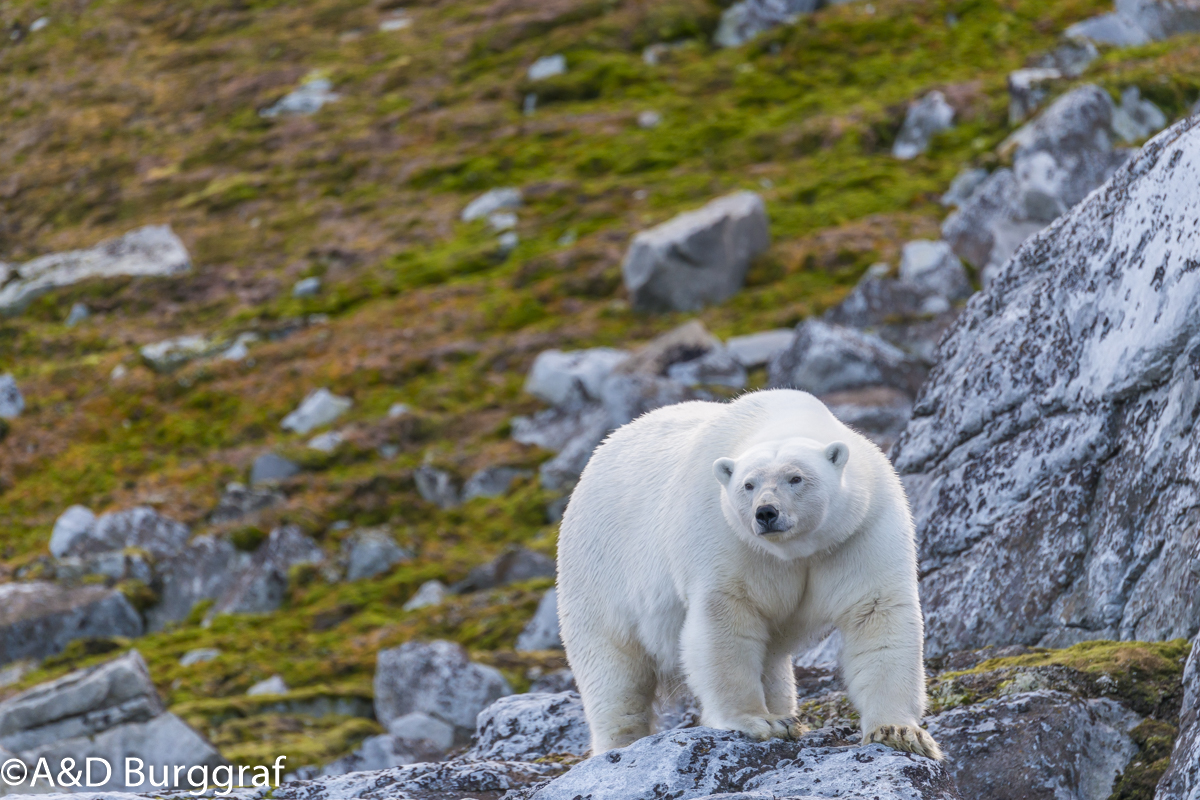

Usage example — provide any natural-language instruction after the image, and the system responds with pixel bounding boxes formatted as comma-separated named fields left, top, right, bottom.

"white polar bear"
left=556, top=389, right=941, bottom=759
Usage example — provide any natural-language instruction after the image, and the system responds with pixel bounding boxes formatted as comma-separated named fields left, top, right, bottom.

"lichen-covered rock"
left=893, top=113, right=1200, bottom=657
left=0, top=225, right=190, bottom=314
left=926, top=690, right=1140, bottom=800
left=466, top=692, right=591, bottom=761
left=145, top=535, right=244, bottom=631
left=823, top=274, right=960, bottom=364
left=0, top=583, right=142, bottom=666
left=621, top=192, right=769, bottom=312
left=1157, top=634, right=1200, bottom=800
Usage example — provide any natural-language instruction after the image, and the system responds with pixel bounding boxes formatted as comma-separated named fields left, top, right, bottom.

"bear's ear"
left=713, top=458, right=737, bottom=486
left=825, top=442, right=849, bottom=469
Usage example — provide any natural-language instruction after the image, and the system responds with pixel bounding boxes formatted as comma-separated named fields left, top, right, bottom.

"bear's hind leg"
left=574, top=639, right=657, bottom=754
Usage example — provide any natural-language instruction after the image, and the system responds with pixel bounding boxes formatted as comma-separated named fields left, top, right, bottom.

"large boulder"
left=768, top=319, right=927, bottom=398
left=144, top=535, right=244, bottom=631
left=893, top=114, right=1200, bottom=656
left=1157, top=634, right=1200, bottom=800
left=373, top=640, right=513, bottom=743
left=621, top=192, right=769, bottom=312
left=523, top=348, right=629, bottom=407
left=0, top=583, right=143, bottom=666
left=466, top=691, right=591, bottom=761
left=0, top=651, right=224, bottom=792
left=49, top=506, right=189, bottom=561
left=1067, top=0, right=1200, bottom=46
left=0, top=225, right=191, bottom=315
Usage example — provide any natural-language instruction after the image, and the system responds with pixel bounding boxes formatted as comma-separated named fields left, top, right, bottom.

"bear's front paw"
left=723, top=715, right=807, bottom=741
left=865, top=724, right=944, bottom=761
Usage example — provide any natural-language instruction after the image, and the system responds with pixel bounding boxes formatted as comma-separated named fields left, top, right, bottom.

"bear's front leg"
left=681, top=594, right=804, bottom=741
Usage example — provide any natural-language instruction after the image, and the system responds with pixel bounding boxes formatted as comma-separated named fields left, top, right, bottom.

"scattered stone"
left=140, top=334, right=223, bottom=372
left=892, top=90, right=956, bottom=159
left=637, top=110, right=662, bottom=128
left=1112, top=86, right=1168, bottom=142
left=281, top=388, right=352, bottom=435
left=379, top=12, right=410, bottom=31
left=926, top=691, right=1140, bottom=799
left=49, top=505, right=189, bottom=561
left=527, top=54, right=566, bottom=81
left=511, top=403, right=608, bottom=454
left=897, top=239, right=972, bottom=301
left=261, top=75, right=340, bottom=118
left=65, top=302, right=89, bottom=326
left=250, top=452, right=301, bottom=485
left=893, top=112, right=1200, bottom=655
left=387, top=711, right=456, bottom=760
left=1157, top=632, right=1199, bottom=800
left=724, top=329, right=797, bottom=369
left=342, top=528, right=410, bottom=582
left=462, top=466, right=531, bottom=502
left=0, top=582, right=143, bottom=666
left=1067, top=0, right=1200, bottom=46
left=247, top=675, right=290, bottom=696
left=1008, top=67, right=1062, bottom=124
left=373, top=640, right=513, bottom=741
left=402, top=580, right=447, bottom=612
left=387, top=402, right=410, bottom=418
left=0, top=374, right=24, bottom=418
left=461, top=188, right=522, bottom=222
left=599, top=372, right=697, bottom=429
left=0, top=660, right=34, bottom=688
left=208, top=482, right=283, bottom=525
left=293, top=276, right=321, bottom=297
left=414, top=465, right=460, bottom=509
left=940, top=167, right=990, bottom=207
left=455, top=548, right=556, bottom=594
left=768, top=319, right=927, bottom=398
left=714, top=0, right=820, bottom=48
left=0, top=225, right=191, bottom=315
left=524, top=348, right=629, bottom=407
left=179, top=647, right=221, bottom=667
left=1032, top=39, right=1100, bottom=77
left=516, top=589, right=562, bottom=652
left=487, top=211, right=517, bottom=232
left=306, top=430, right=343, bottom=452
left=210, top=525, right=324, bottom=616
left=468, top=692, right=590, bottom=762
left=621, top=191, right=770, bottom=312
left=0, top=651, right=225, bottom=791
left=29, top=16, right=49, bottom=32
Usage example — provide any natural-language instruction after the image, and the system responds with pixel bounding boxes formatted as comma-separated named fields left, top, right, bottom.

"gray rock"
left=294, top=759, right=559, bottom=798
left=893, top=90, right=956, bottom=160
left=768, top=319, right=927, bottom=397
left=1008, top=67, right=1062, bottom=124
left=823, top=275, right=961, bottom=364
left=414, top=466, right=460, bottom=509
left=1033, top=40, right=1100, bottom=78
left=515, top=589, right=562, bottom=652
left=940, top=167, right=990, bottom=208
left=292, top=276, right=321, bottom=297
left=65, top=301, right=89, bottom=326
left=211, top=525, right=323, bottom=616
left=247, top=675, right=290, bottom=696
left=529, top=669, right=577, bottom=694
left=897, top=240, right=972, bottom=301
left=714, top=0, right=820, bottom=48
left=0, top=583, right=143, bottom=667
left=925, top=690, right=1140, bottom=800
left=343, top=528, right=410, bottom=581
left=455, top=548, right=555, bottom=594
left=637, top=110, right=662, bottom=128
left=0, top=375, right=24, bottom=418
left=527, top=55, right=566, bottom=81
left=724, top=329, right=795, bottom=368
left=208, top=482, right=283, bottom=525
left=179, top=648, right=221, bottom=667
left=281, top=388, right=352, bottom=435
left=665, top=347, right=746, bottom=388
left=388, top=712, right=455, bottom=753
left=466, top=691, right=590, bottom=761
left=621, top=191, right=769, bottom=312
left=462, top=467, right=531, bottom=502
left=893, top=113, right=1200, bottom=656
left=0, top=225, right=191, bottom=315
left=600, top=372, right=696, bottom=428
left=261, top=76, right=340, bottom=118
left=373, top=640, right=513, bottom=741
left=1157, top=632, right=1200, bottom=799
left=145, top=535, right=243, bottom=631
left=1112, top=86, right=1169, bottom=143
left=461, top=188, right=522, bottom=223
left=250, top=452, right=301, bottom=485
left=402, top=580, right=447, bottom=612
left=821, top=386, right=914, bottom=454
left=140, top=334, right=223, bottom=372
left=511, top=402, right=608, bottom=454
left=0, top=661, right=34, bottom=688
left=517, top=726, right=959, bottom=800
left=48, top=505, right=97, bottom=558
left=524, top=348, right=629, bottom=406
left=57, top=550, right=154, bottom=585
left=1067, top=0, right=1200, bottom=45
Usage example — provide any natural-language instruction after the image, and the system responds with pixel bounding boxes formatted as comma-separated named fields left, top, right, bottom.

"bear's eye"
left=789, top=476, right=803, bottom=485
left=743, top=482, right=754, bottom=491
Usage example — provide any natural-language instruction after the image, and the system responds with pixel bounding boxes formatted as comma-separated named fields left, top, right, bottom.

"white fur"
left=556, top=389, right=937, bottom=757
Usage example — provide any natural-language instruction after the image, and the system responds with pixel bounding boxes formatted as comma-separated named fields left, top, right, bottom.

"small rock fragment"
left=414, top=465, right=460, bottom=509
left=527, top=54, right=566, bottom=81
left=261, top=76, right=340, bottom=118
left=462, top=188, right=523, bottom=222
left=402, top=580, right=447, bottom=611
left=179, top=648, right=221, bottom=667
left=250, top=452, right=301, bottom=485
left=0, top=374, right=25, bottom=419
left=893, top=90, right=956, bottom=160
left=293, top=276, right=321, bottom=297
left=247, top=674, right=290, bottom=696
left=281, top=388, right=352, bottom=434
left=516, top=589, right=563, bottom=652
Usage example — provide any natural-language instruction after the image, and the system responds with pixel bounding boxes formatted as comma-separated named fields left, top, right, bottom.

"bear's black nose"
left=755, top=505, right=779, bottom=528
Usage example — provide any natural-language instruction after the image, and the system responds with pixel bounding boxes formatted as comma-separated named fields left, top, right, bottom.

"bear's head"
left=713, top=437, right=850, bottom=559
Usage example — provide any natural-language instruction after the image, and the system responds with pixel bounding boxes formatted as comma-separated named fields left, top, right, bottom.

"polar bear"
left=556, top=389, right=941, bottom=759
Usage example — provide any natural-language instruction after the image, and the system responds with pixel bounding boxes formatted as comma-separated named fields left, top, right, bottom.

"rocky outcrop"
left=0, top=225, right=190, bottom=315
left=0, top=651, right=223, bottom=792
left=1157, top=634, right=1200, bottom=800
left=1067, top=0, right=1200, bottom=46
left=0, top=583, right=142, bottom=666
left=466, top=691, right=590, bottom=761
left=893, top=114, right=1200, bottom=656
left=621, top=192, right=769, bottom=312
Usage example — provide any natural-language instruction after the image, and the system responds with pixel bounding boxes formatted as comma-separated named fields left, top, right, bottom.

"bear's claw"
left=866, top=723, right=944, bottom=761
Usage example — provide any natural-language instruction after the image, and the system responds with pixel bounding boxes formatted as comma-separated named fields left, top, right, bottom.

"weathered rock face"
left=823, top=271, right=962, bottom=364
left=1157, top=634, right=1200, bottom=800
left=0, top=651, right=224, bottom=792
left=893, top=114, right=1200, bottom=657
left=466, top=691, right=591, bottom=761
left=211, top=525, right=324, bottom=616
left=0, top=583, right=143, bottom=666
left=145, top=534, right=244, bottom=631
left=621, top=192, right=769, bottom=312
left=0, top=225, right=191, bottom=315
left=926, top=691, right=1140, bottom=800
